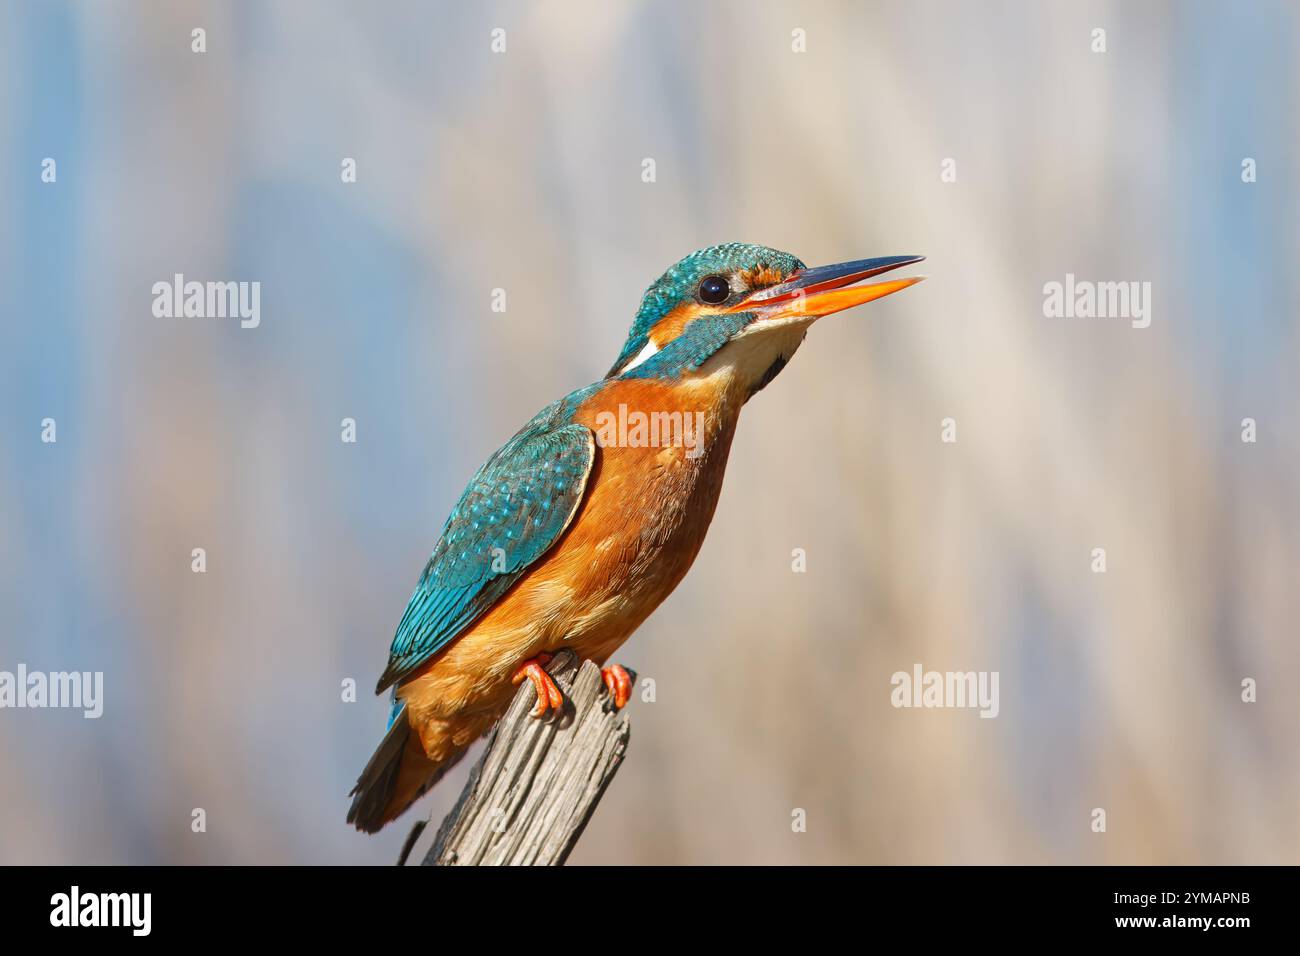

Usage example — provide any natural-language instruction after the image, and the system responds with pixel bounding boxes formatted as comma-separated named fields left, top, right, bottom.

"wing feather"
left=374, top=419, right=595, bottom=693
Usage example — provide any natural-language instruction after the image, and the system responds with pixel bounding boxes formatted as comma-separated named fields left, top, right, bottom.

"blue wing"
left=374, top=416, right=595, bottom=693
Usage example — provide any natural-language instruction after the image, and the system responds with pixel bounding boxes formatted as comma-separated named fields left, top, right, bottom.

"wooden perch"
left=399, top=650, right=632, bottom=866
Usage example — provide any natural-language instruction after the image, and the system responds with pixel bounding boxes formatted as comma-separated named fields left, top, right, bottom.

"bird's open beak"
left=736, top=254, right=925, bottom=324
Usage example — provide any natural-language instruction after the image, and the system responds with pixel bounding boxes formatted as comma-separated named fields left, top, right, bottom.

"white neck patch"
left=620, top=337, right=660, bottom=373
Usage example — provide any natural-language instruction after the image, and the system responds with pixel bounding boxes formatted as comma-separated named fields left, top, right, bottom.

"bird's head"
left=606, top=242, right=924, bottom=396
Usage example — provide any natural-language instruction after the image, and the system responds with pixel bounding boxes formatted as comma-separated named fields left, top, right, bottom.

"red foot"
left=601, top=664, right=634, bottom=710
left=512, top=653, right=564, bottom=717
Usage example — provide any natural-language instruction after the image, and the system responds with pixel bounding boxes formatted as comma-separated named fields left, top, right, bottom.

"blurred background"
left=1, top=0, right=1297, bottom=865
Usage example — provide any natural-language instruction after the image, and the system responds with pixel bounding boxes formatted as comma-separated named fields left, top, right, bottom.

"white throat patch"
left=620, top=337, right=661, bottom=373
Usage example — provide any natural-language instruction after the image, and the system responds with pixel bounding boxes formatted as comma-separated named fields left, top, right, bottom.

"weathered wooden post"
left=397, top=650, right=631, bottom=866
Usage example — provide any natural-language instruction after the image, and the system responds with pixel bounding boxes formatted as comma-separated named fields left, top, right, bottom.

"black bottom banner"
left=0, top=864, right=1282, bottom=941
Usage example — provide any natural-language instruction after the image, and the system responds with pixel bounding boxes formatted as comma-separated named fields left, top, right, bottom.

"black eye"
left=698, top=275, right=730, bottom=304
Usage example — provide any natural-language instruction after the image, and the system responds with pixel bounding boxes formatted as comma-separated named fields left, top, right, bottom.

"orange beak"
left=736, top=254, right=926, bottom=319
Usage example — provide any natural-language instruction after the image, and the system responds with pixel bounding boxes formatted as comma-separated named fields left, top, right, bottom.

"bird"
left=348, top=242, right=924, bottom=832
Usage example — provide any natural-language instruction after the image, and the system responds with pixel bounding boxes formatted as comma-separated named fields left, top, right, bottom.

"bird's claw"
left=601, top=664, right=635, bottom=710
left=512, top=653, right=565, bottom=717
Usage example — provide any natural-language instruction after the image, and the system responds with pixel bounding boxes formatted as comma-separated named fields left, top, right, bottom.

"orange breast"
left=396, top=373, right=742, bottom=747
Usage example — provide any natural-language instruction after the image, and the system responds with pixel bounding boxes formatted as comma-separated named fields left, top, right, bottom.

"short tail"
left=347, top=702, right=470, bottom=833
left=347, top=702, right=415, bottom=833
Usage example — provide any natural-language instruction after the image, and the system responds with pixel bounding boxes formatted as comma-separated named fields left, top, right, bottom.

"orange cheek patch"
left=647, top=268, right=789, bottom=347
left=648, top=301, right=707, bottom=347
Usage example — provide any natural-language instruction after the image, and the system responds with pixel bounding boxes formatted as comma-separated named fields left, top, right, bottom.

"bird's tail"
left=347, top=701, right=470, bottom=833
left=347, top=702, right=415, bottom=833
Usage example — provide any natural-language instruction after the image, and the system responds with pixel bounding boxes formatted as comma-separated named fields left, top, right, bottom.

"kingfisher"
left=348, top=243, right=924, bottom=832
